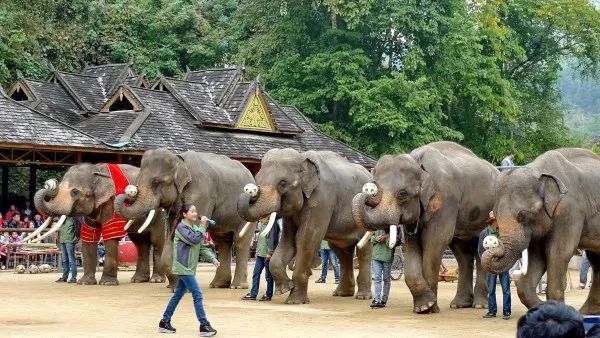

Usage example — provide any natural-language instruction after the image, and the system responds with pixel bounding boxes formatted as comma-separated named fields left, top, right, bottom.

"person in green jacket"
left=371, top=229, right=394, bottom=309
left=315, top=240, right=340, bottom=283
left=158, top=204, right=220, bottom=337
left=55, top=217, right=80, bottom=283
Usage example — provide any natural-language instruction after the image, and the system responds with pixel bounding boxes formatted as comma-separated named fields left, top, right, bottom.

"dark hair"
left=587, top=323, right=600, bottom=338
left=180, top=203, right=195, bottom=217
left=517, top=301, right=585, bottom=338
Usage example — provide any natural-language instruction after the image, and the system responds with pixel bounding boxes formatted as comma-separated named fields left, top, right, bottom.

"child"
left=370, top=229, right=393, bottom=308
left=159, top=204, right=219, bottom=337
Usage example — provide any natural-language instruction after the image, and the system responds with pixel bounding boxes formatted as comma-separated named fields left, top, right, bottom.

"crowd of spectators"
left=0, top=202, right=46, bottom=229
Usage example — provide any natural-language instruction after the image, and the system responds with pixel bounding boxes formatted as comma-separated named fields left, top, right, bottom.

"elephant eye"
left=151, top=178, right=161, bottom=187
left=516, top=211, right=529, bottom=224
left=278, top=180, right=288, bottom=190
left=71, top=188, right=81, bottom=198
left=397, top=189, right=409, bottom=200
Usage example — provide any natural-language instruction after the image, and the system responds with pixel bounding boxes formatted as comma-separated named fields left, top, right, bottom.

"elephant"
left=482, top=148, right=600, bottom=315
left=237, top=149, right=373, bottom=304
left=33, top=163, right=172, bottom=286
left=352, top=141, right=498, bottom=313
left=113, top=148, right=255, bottom=289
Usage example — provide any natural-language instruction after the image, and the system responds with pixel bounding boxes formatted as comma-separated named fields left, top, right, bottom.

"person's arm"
left=176, top=223, right=203, bottom=245
left=199, top=242, right=218, bottom=264
left=370, top=231, right=377, bottom=244
left=267, top=222, right=280, bottom=255
left=477, top=229, right=487, bottom=257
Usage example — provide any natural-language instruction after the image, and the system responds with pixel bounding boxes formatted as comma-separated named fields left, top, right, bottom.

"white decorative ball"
left=39, top=264, right=51, bottom=273
left=362, top=182, right=378, bottom=196
left=45, top=179, right=58, bottom=191
left=125, top=184, right=138, bottom=198
left=483, top=235, right=500, bottom=250
left=15, top=264, right=26, bottom=274
left=28, top=264, right=40, bottom=274
left=244, top=184, right=259, bottom=197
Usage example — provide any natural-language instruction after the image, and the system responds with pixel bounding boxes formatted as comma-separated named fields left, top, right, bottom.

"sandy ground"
left=1, top=265, right=590, bottom=338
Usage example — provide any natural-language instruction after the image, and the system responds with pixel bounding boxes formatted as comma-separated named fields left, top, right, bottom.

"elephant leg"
left=516, top=243, right=546, bottom=308
left=473, top=248, right=488, bottom=309
left=355, top=241, right=373, bottom=300
left=285, top=228, right=323, bottom=304
left=404, top=233, right=435, bottom=313
left=271, top=221, right=296, bottom=296
left=149, top=226, right=167, bottom=283
left=580, top=251, right=600, bottom=314
left=99, top=239, right=119, bottom=286
left=77, top=242, right=98, bottom=285
left=231, top=223, right=253, bottom=289
left=160, top=236, right=178, bottom=291
left=129, top=233, right=151, bottom=283
left=449, top=238, right=475, bottom=309
left=545, top=245, right=575, bottom=302
left=210, top=233, right=233, bottom=288
left=330, top=244, right=355, bottom=297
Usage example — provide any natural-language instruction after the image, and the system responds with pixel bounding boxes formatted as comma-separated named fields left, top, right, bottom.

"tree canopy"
left=2, top=0, right=600, bottom=163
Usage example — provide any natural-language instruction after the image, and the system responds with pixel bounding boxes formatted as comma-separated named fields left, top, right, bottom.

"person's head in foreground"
left=517, top=300, right=584, bottom=338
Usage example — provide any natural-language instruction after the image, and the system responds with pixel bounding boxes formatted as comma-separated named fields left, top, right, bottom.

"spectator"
left=0, top=212, right=4, bottom=228
left=516, top=300, right=585, bottom=338
left=8, top=231, right=22, bottom=252
left=370, top=229, right=394, bottom=309
left=33, top=214, right=44, bottom=228
left=242, top=217, right=280, bottom=302
left=0, top=241, right=6, bottom=269
left=480, top=211, right=511, bottom=320
left=23, top=201, right=33, bottom=218
left=55, top=217, right=79, bottom=283
left=7, top=213, right=22, bottom=228
left=5, top=204, right=16, bottom=223
left=501, top=149, right=515, bottom=168
left=315, top=240, right=340, bottom=284
left=0, top=231, right=8, bottom=245
left=98, top=242, right=105, bottom=265
left=580, top=250, right=591, bottom=289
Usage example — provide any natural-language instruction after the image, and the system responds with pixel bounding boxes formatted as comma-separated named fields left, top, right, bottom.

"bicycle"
left=390, top=247, right=404, bottom=280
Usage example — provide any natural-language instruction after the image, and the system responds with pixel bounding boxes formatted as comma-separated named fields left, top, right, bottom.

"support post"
left=29, top=164, right=37, bottom=204
left=1, top=166, right=8, bottom=205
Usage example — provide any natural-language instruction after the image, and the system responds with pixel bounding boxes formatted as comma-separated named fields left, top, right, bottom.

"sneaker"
left=370, top=300, right=381, bottom=308
left=68, top=278, right=77, bottom=284
left=381, top=301, right=387, bottom=308
left=483, top=313, right=496, bottom=318
left=158, top=319, right=176, bottom=334
left=335, top=279, right=339, bottom=284
left=258, top=295, right=271, bottom=301
left=55, top=277, right=67, bottom=283
left=200, top=322, right=217, bottom=337
left=503, top=314, right=511, bottom=320
left=315, top=278, right=326, bottom=283
left=579, top=284, right=586, bottom=290
left=241, top=293, right=256, bottom=300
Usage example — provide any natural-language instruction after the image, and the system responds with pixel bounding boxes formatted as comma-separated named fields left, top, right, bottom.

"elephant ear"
left=419, top=165, right=436, bottom=211
left=539, top=173, right=568, bottom=217
left=174, top=154, right=192, bottom=195
left=300, top=154, right=320, bottom=199
left=93, top=164, right=115, bottom=210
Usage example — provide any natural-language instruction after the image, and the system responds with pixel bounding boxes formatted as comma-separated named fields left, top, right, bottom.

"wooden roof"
left=4, top=63, right=374, bottom=166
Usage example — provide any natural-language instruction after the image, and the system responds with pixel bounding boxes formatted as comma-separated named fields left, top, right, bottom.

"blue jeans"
left=487, top=272, right=511, bottom=315
left=320, top=249, right=340, bottom=281
left=162, top=275, right=209, bottom=325
left=250, top=256, right=273, bottom=298
left=580, top=255, right=591, bottom=286
left=372, top=260, right=391, bottom=302
left=61, top=243, right=77, bottom=280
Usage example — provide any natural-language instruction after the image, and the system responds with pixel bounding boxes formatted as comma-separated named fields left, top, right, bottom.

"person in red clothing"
left=5, top=204, right=16, bottom=223
left=0, top=212, right=4, bottom=228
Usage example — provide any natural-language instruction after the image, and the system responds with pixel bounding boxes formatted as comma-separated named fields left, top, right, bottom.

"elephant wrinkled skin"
left=237, top=149, right=373, bottom=304
left=482, top=148, right=600, bottom=315
left=353, top=141, right=498, bottom=313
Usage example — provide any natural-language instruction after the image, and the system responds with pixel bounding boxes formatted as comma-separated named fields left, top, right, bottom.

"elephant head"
left=114, top=148, right=191, bottom=226
left=31, top=163, right=118, bottom=241
left=482, top=168, right=567, bottom=274
left=237, top=149, right=320, bottom=232
left=352, top=154, right=435, bottom=232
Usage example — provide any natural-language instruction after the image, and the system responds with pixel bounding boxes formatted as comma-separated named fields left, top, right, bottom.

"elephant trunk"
left=237, top=185, right=280, bottom=222
left=482, top=223, right=531, bottom=274
left=114, top=186, right=158, bottom=221
left=34, top=187, right=72, bottom=216
left=352, top=193, right=396, bottom=231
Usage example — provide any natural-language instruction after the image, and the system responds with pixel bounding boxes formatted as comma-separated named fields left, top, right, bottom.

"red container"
left=118, top=240, right=138, bottom=266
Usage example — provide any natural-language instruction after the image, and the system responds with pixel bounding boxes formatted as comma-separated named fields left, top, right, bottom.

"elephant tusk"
left=259, top=212, right=277, bottom=238
left=32, top=215, right=67, bottom=243
left=137, top=209, right=156, bottom=233
left=388, top=225, right=397, bottom=249
left=123, top=219, right=134, bottom=231
left=357, top=231, right=373, bottom=249
left=520, top=249, right=528, bottom=276
left=238, top=222, right=253, bottom=238
left=22, top=217, right=52, bottom=242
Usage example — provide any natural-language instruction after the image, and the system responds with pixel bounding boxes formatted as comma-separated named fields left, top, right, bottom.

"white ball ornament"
left=45, top=179, right=58, bottom=191
left=362, top=182, right=378, bottom=196
left=125, top=184, right=138, bottom=198
left=15, top=264, right=26, bottom=274
left=28, top=264, right=40, bottom=274
left=244, top=184, right=259, bottom=197
left=483, top=235, right=500, bottom=250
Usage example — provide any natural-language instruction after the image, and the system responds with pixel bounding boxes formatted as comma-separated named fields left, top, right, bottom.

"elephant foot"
left=149, top=273, right=166, bottom=283
left=77, top=275, right=97, bottom=285
left=354, top=289, right=372, bottom=300
left=332, top=285, right=355, bottom=297
left=230, top=281, right=249, bottom=289
left=285, top=289, right=310, bottom=304
left=580, top=302, right=600, bottom=315
left=209, top=279, right=232, bottom=288
left=130, top=272, right=150, bottom=283
left=413, top=292, right=439, bottom=314
left=99, top=276, right=119, bottom=286
left=450, top=295, right=474, bottom=309
left=275, top=279, right=294, bottom=296
left=473, top=295, right=488, bottom=309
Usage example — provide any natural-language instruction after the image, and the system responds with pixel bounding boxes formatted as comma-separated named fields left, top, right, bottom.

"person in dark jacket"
left=242, top=217, right=281, bottom=301
left=158, top=204, right=219, bottom=337
left=479, top=211, right=511, bottom=320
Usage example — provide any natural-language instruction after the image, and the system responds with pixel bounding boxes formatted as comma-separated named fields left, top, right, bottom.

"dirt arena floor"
left=1, top=265, right=589, bottom=338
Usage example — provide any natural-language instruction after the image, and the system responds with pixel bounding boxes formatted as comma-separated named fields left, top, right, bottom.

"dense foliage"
left=2, top=0, right=600, bottom=163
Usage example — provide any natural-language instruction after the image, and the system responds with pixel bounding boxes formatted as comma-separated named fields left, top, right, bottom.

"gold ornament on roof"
left=237, top=89, right=275, bottom=132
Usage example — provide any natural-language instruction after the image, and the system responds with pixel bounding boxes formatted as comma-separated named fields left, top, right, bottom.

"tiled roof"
left=22, top=79, right=85, bottom=125
left=184, top=68, right=241, bottom=104
left=82, top=63, right=132, bottom=93
left=0, top=94, right=102, bottom=148
left=76, top=112, right=138, bottom=144
left=161, top=77, right=231, bottom=124
left=57, top=72, right=108, bottom=112
left=221, top=81, right=252, bottom=122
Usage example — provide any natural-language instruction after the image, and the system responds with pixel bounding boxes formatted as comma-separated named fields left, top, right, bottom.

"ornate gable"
left=235, top=87, right=276, bottom=132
